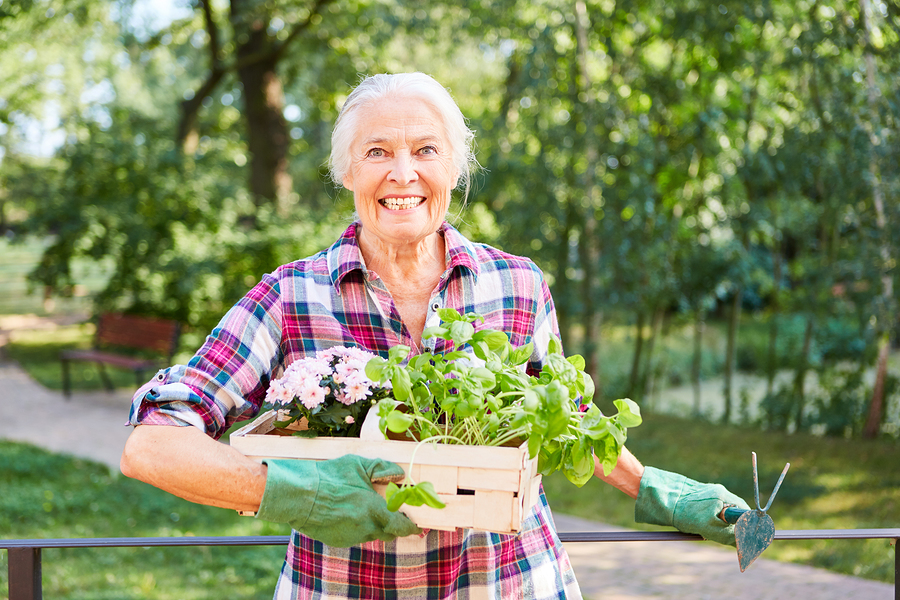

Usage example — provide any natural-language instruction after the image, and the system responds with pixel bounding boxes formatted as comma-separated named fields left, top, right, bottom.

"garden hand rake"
left=719, top=452, right=791, bottom=572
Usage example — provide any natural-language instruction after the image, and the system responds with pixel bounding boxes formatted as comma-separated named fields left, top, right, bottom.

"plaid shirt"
left=130, top=222, right=582, bottom=599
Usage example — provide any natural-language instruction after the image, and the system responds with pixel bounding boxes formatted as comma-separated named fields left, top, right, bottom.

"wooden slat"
left=96, top=313, right=179, bottom=354
left=474, top=490, right=514, bottom=533
left=413, top=465, right=459, bottom=494
left=457, top=466, right=522, bottom=493
left=60, top=349, right=160, bottom=370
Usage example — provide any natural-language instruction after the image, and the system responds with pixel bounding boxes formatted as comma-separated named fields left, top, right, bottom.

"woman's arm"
left=593, top=446, right=645, bottom=499
left=120, top=424, right=268, bottom=513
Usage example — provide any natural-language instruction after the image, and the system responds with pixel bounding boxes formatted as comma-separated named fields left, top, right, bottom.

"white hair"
left=329, top=73, right=478, bottom=200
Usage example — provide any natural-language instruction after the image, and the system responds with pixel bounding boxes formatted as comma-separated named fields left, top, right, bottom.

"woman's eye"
left=367, top=148, right=384, bottom=157
left=418, top=146, right=437, bottom=155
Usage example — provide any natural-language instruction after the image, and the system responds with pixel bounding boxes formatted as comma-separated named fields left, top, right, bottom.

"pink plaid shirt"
left=130, top=222, right=583, bottom=599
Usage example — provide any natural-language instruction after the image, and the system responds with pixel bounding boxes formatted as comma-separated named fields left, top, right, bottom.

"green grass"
left=0, top=441, right=288, bottom=599
left=1, top=414, right=895, bottom=600
left=542, top=412, right=900, bottom=583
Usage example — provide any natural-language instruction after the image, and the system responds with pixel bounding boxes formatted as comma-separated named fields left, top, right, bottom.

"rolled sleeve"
left=128, top=274, right=285, bottom=438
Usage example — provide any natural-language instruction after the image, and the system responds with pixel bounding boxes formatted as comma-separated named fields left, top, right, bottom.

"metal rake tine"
left=762, top=462, right=791, bottom=512
left=752, top=452, right=761, bottom=510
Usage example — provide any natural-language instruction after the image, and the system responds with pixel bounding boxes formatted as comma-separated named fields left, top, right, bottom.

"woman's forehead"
left=353, top=97, right=447, bottom=146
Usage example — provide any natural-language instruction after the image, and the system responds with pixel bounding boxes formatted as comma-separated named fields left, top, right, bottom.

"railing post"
left=8, top=547, right=42, bottom=600
left=894, top=539, right=898, bottom=600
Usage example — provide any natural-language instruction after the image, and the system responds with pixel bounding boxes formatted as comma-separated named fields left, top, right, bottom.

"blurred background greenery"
left=2, top=0, right=898, bottom=435
left=1, top=0, right=899, bottom=595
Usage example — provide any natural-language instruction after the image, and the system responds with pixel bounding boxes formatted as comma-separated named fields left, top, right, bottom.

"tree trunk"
left=860, top=0, right=894, bottom=439
left=722, top=285, right=743, bottom=424
left=792, top=317, right=814, bottom=431
left=232, top=0, right=292, bottom=215
left=692, top=312, right=704, bottom=416
left=864, top=337, right=890, bottom=437
left=555, top=199, right=575, bottom=351
left=641, top=307, right=664, bottom=408
left=573, top=0, right=601, bottom=387
left=628, top=310, right=646, bottom=399
left=766, top=242, right=783, bottom=396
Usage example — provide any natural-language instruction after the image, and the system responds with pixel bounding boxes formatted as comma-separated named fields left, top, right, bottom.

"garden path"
left=0, top=317, right=893, bottom=599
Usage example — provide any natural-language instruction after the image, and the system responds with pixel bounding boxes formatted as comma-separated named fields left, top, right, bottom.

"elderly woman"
left=121, top=72, right=747, bottom=599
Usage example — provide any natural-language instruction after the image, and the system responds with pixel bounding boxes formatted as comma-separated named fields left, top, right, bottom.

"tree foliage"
left=2, top=0, right=899, bottom=435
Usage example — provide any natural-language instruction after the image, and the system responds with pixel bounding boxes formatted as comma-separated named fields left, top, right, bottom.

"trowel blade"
left=734, top=510, right=775, bottom=572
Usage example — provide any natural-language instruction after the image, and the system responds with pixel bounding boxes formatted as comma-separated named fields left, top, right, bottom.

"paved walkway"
left=0, top=318, right=894, bottom=599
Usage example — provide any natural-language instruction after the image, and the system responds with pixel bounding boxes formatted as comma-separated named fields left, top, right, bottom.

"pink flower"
left=297, top=378, right=327, bottom=409
left=265, top=379, right=294, bottom=406
left=341, top=372, right=373, bottom=404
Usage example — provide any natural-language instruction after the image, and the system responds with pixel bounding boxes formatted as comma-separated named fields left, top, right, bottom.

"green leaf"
left=391, top=368, right=412, bottom=402
left=385, top=481, right=446, bottom=512
left=385, top=482, right=403, bottom=511
left=388, top=345, right=411, bottom=365
left=566, top=354, right=586, bottom=371
left=422, top=326, right=449, bottom=340
left=412, top=481, right=446, bottom=509
left=473, top=329, right=509, bottom=351
left=509, top=342, right=533, bottom=366
left=613, top=398, right=643, bottom=428
left=469, top=367, right=496, bottom=389
left=547, top=333, right=562, bottom=355
left=538, top=439, right=563, bottom=475
left=290, top=429, right=318, bottom=438
left=437, top=308, right=464, bottom=323
left=365, top=358, right=386, bottom=383
left=579, top=372, right=596, bottom=403
left=471, top=340, right=490, bottom=361
left=595, top=435, right=621, bottom=477
left=449, top=320, right=475, bottom=346
left=527, top=432, right=543, bottom=459
left=385, top=410, right=414, bottom=433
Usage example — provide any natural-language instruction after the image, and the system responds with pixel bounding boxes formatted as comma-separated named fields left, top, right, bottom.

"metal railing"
left=4, top=528, right=899, bottom=600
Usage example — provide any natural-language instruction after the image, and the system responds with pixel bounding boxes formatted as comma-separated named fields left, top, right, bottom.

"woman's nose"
left=388, top=154, right=418, bottom=185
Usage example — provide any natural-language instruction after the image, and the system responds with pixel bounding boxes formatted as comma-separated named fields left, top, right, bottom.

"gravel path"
left=0, top=317, right=894, bottom=599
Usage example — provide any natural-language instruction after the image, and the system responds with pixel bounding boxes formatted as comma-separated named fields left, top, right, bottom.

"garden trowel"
left=719, top=452, right=790, bottom=572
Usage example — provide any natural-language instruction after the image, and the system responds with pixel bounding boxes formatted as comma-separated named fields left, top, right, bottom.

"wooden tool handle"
left=719, top=506, right=748, bottom=524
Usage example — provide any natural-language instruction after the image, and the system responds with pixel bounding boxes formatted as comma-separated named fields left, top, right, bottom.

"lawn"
left=0, top=441, right=287, bottom=599
left=1, top=413, right=897, bottom=600
left=542, top=412, right=900, bottom=583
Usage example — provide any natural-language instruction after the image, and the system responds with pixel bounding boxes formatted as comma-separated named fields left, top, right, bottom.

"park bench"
left=60, top=312, right=181, bottom=398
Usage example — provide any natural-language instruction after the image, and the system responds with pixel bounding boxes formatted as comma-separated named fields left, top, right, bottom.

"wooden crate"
left=229, top=410, right=542, bottom=534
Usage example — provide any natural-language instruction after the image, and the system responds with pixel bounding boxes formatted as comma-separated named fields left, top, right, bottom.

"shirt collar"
left=328, top=221, right=480, bottom=293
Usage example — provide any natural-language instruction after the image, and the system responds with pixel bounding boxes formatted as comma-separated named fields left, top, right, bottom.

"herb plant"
left=365, top=309, right=642, bottom=511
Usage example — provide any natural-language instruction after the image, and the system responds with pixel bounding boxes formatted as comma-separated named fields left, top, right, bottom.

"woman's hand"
left=257, top=456, right=421, bottom=547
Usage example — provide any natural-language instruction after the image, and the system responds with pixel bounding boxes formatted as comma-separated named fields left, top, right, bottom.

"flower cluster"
left=265, top=346, right=392, bottom=437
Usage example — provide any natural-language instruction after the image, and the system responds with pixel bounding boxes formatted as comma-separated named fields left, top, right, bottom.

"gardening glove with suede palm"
left=255, top=454, right=421, bottom=547
left=634, top=466, right=750, bottom=546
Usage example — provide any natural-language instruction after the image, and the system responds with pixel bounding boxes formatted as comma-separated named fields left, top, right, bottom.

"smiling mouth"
left=380, top=197, right=426, bottom=210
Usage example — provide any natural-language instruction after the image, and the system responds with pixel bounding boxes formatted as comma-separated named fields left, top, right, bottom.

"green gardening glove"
left=256, top=455, right=421, bottom=547
left=634, top=466, right=751, bottom=546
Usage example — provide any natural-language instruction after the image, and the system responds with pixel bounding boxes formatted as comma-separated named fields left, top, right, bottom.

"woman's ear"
left=342, top=174, right=354, bottom=191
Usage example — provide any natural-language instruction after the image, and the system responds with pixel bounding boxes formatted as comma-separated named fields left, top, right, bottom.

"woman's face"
left=343, top=95, right=458, bottom=250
